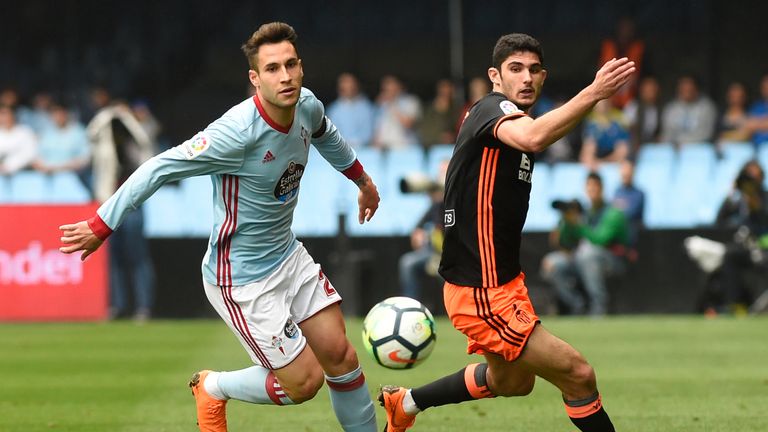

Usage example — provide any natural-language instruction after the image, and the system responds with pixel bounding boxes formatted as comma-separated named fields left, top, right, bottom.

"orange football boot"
left=189, top=370, right=228, bottom=432
left=378, top=385, right=417, bottom=432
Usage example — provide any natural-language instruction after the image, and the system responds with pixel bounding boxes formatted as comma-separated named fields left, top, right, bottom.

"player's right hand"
left=591, top=57, right=636, bottom=100
left=59, top=221, right=103, bottom=261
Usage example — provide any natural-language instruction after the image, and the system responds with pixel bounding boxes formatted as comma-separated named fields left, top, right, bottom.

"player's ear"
left=488, top=67, right=501, bottom=87
left=541, top=68, right=548, bottom=83
left=248, top=69, right=260, bottom=88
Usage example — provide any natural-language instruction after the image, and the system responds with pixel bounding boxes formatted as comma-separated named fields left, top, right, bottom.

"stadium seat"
left=635, top=161, right=672, bottom=228
left=0, top=175, right=10, bottom=203
left=758, top=144, right=768, bottom=189
left=636, top=142, right=676, bottom=168
left=178, top=175, right=214, bottom=237
left=143, top=185, right=186, bottom=237
left=719, top=141, right=755, bottom=167
left=293, top=146, right=344, bottom=236
left=48, top=172, right=92, bottom=204
left=524, top=163, right=558, bottom=231
left=426, top=144, right=455, bottom=177
left=664, top=143, right=717, bottom=227
left=9, top=171, right=50, bottom=203
left=384, top=146, right=426, bottom=195
left=549, top=162, right=588, bottom=202
left=355, top=147, right=384, bottom=174
left=598, top=163, right=621, bottom=200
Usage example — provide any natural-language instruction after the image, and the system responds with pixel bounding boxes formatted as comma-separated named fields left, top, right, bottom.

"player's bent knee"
left=568, top=361, right=596, bottom=391
left=282, top=368, right=324, bottom=404
left=324, top=338, right=359, bottom=371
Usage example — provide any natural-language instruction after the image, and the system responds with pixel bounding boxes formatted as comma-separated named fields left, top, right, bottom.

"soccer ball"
left=362, top=296, right=436, bottom=369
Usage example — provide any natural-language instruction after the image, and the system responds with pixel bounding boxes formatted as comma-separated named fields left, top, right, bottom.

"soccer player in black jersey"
left=379, top=33, right=635, bottom=432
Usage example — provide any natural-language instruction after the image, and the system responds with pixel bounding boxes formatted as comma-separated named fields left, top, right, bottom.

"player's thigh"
left=299, top=303, right=358, bottom=376
left=515, top=324, right=596, bottom=396
left=483, top=352, right=536, bottom=397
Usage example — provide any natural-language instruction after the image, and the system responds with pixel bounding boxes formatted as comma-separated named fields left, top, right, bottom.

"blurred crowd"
left=2, top=16, right=768, bottom=319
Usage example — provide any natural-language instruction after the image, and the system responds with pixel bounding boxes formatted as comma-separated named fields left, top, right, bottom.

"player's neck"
left=256, top=92, right=295, bottom=129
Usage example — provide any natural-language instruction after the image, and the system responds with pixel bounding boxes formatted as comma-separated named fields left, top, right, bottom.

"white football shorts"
left=202, top=244, right=342, bottom=369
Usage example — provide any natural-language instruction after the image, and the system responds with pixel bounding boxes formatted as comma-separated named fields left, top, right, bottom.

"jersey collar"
left=253, top=94, right=292, bottom=134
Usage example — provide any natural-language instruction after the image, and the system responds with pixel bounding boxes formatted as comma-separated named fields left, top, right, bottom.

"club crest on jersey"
left=271, top=335, right=286, bottom=355
left=499, top=100, right=521, bottom=115
left=274, top=161, right=305, bottom=203
left=182, top=133, right=210, bottom=160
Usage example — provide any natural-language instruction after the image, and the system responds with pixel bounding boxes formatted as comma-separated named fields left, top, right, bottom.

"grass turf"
left=0, top=316, right=766, bottom=431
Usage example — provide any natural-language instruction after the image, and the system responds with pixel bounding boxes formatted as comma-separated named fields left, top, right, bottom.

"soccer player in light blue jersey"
left=60, top=22, right=380, bottom=432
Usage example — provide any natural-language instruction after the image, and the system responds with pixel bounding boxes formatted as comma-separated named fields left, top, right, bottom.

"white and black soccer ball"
left=362, top=296, right=436, bottom=369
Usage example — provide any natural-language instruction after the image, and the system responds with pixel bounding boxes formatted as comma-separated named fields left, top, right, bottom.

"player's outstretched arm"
left=354, top=171, right=380, bottom=224
left=498, top=57, right=636, bottom=153
left=59, top=221, right=104, bottom=261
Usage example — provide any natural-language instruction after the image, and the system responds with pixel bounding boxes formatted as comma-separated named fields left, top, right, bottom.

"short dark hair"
left=587, top=171, right=603, bottom=186
left=241, top=22, right=298, bottom=70
left=492, top=33, right=543, bottom=70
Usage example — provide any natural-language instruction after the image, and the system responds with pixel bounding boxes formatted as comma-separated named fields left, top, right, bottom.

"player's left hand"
left=358, top=176, right=380, bottom=224
left=59, top=220, right=104, bottom=261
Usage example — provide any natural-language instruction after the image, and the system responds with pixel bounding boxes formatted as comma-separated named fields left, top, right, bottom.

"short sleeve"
left=466, top=94, right=526, bottom=140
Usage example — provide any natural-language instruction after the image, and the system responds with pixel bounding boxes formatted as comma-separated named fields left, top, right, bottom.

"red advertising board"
left=0, top=205, right=108, bottom=321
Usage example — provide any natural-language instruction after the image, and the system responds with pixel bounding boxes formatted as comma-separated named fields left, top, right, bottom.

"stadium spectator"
left=31, top=102, right=91, bottom=176
left=25, top=91, right=55, bottom=134
left=598, top=16, right=647, bottom=109
left=455, top=76, right=490, bottom=133
left=541, top=171, right=630, bottom=316
left=717, top=81, right=752, bottom=143
left=379, top=34, right=633, bottom=432
left=716, top=160, right=765, bottom=228
left=326, top=72, right=375, bottom=149
left=87, top=101, right=156, bottom=321
left=61, top=22, right=380, bottom=431
left=660, top=74, right=717, bottom=146
left=0, top=105, right=38, bottom=175
left=80, top=85, right=113, bottom=124
left=746, top=74, right=768, bottom=147
left=131, top=99, right=163, bottom=150
left=538, top=97, right=578, bottom=163
left=417, top=79, right=460, bottom=148
left=398, top=159, right=448, bottom=304
left=612, top=159, right=645, bottom=253
left=0, top=87, right=37, bottom=128
left=579, top=99, right=629, bottom=168
left=623, top=76, right=662, bottom=157
left=714, top=164, right=768, bottom=314
left=372, top=75, right=422, bottom=150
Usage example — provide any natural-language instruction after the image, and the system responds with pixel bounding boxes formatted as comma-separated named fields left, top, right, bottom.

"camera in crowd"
left=551, top=199, right=583, bottom=213
left=400, top=173, right=445, bottom=194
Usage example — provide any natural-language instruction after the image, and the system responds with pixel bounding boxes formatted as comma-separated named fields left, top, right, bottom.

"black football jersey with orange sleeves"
left=438, top=92, right=534, bottom=288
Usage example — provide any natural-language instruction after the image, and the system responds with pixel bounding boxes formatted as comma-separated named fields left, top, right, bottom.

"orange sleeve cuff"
left=492, top=113, right=527, bottom=139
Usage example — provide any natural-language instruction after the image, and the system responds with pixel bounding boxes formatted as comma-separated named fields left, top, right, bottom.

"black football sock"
left=564, top=392, right=615, bottom=432
left=410, top=363, right=494, bottom=410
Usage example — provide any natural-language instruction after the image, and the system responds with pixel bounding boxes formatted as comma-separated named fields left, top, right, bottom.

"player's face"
left=249, top=41, right=304, bottom=110
left=489, top=51, right=546, bottom=111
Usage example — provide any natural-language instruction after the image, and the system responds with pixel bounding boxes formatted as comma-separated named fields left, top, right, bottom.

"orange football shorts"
left=444, top=272, right=540, bottom=362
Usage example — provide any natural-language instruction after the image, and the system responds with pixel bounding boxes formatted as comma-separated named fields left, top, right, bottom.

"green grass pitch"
left=0, top=316, right=766, bottom=431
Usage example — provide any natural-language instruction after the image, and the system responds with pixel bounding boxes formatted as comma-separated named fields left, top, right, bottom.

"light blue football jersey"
left=97, top=88, right=358, bottom=286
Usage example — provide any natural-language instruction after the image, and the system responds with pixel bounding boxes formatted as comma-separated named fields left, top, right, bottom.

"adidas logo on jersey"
left=262, top=150, right=275, bottom=163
